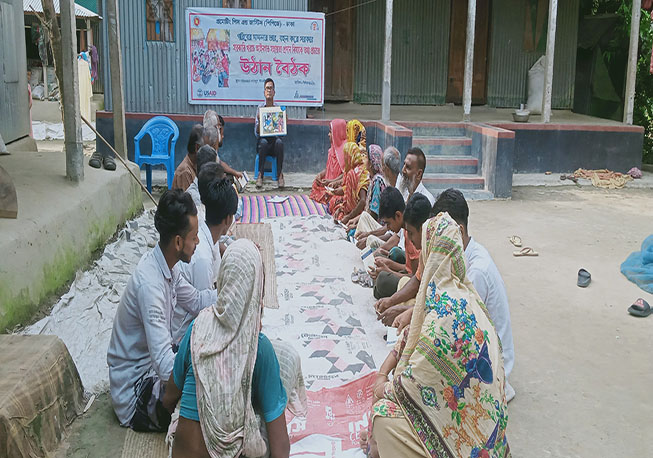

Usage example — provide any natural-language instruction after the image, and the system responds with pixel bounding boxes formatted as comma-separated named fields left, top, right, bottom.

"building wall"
left=101, top=0, right=307, bottom=118
left=354, top=0, right=451, bottom=105
left=486, top=0, right=579, bottom=108
left=0, top=0, right=30, bottom=143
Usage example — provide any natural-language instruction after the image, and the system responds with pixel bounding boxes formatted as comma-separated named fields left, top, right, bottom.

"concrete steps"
left=413, top=135, right=472, bottom=156
left=425, top=155, right=478, bottom=174
left=422, top=173, right=485, bottom=190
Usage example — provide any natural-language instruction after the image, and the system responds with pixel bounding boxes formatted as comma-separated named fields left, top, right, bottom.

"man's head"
left=378, top=187, right=406, bottom=233
left=400, top=147, right=427, bottom=195
left=155, top=189, right=199, bottom=263
left=198, top=162, right=226, bottom=203
left=264, top=78, right=275, bottom=102
left=431, top=188, right=469, bottom=238
left=382, top=146, right=401, bottom=181
left=218, top=115, right=225, bottom=147
left=403, top=193, right=432, bottom=250
left=202, top=177, right=239, bottom=231
left=187, top=124, right=204, bottom=157
left=202, top=126, right=220, bottom=151
left=196, top=145, right=217, bottom=175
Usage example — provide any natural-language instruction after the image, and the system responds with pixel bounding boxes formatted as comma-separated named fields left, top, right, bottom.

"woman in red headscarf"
left=310, top=119, right=347, bottom=204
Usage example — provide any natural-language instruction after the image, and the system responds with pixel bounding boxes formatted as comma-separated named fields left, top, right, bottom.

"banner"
left=186, top=8, right=325, bottom=106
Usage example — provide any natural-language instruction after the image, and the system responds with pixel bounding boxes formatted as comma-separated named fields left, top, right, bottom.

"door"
left=446, top=0, right=490, bottom=105
left=309, top=0, right=354, bottom=101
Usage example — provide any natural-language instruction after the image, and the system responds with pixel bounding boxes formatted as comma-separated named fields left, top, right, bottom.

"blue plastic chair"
left=254, top=155, right=278, bottom=180
left=134, top=116, right=179, bottom=192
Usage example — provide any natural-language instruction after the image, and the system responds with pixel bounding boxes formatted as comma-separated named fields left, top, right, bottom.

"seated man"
left=373, top=193, right=431, bottom=303
left=255, top=78, right=285, bottom=189
left=186, top=145, right=218, bottom=212
left=172, top=124, right=204, bottom=191
left=107, top=190, right=218, bottom=431
left=395, top=147, right=435, bottom=205
left=173, top=165, right=235, bottom=344
left=382, top=188, right=517, bottom=402
left=203, top=110, right=243, bottom=179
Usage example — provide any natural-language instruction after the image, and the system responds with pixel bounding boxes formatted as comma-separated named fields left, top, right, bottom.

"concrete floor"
left=47, top=185, right=653, bottom=457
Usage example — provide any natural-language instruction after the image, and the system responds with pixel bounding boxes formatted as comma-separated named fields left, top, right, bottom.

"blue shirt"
left=173, top=321, right=287, bottom=423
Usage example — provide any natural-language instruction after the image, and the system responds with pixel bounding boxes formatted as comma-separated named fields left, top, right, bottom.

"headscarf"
left=393, top=213, right=510, bottom=458
left=342, top=142, right=370, bottom=210
left=191, top=239, right=266, bottom=458
left=346, top=119, right=367, bottom=150
left=330, top=119, right=347, bottom=172
left=366, top=144, right=386, bottom=210
left=368, top=144, right=383, bottom=178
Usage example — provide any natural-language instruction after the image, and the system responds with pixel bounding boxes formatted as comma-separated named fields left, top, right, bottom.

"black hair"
left=264, top=78, right=275, bottom=89
left=378, top=187, right=405, bottom=220
left=198, top=162, right=226, bottom=203
left=403, top=192, right=432, bottom=230
left=431, top=188, right=469, bottom=228
left=196, top=145, right=217, bottom=175
left=218, top=115, right=225, bottom=127
left=203, top=178, right=239, bottom=226
left=187, top=124, right=204, bottom=155
left=155, top=189, right=197, bottom=246
left=407, top=147, right=426, bottom=172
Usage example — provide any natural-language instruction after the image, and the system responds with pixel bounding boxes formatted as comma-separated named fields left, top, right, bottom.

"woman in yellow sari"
left=347, top=119, right=367, bottom=150
left=328, top=142, right=370, bottom=224
left=365, top=212, right=510, bottom=458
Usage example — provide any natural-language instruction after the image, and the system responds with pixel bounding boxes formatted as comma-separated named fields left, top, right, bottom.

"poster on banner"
left=286, top=372, right=376, bottom=454
left=186, top=7, right=325, bottom=106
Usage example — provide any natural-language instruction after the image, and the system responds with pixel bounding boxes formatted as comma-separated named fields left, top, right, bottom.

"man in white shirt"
left=173, top=167, right=238, bottom=343
left=395, top=147, right=435, bottom=206
left=107, top=189, right=218, bottom=431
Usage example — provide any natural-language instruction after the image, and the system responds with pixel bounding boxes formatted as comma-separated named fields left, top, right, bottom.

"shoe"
left=256, top=176, right=263, bottom=189
left=103, top=155, right=116, bottom=171
left=89, top=151, right=102, bottom=169
left=278, top=173, right=285, bottom=188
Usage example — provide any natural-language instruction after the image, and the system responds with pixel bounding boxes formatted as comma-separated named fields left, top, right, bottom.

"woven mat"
left=232, top=222, right=279, bottom=309
left=239, top=194, right=328, bottom=223
left=121, top=430, right=167, bottom=458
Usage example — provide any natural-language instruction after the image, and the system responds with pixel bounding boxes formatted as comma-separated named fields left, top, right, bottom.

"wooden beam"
left=541, top=0, right=558, bottom=123
left=462, top=0, right=476, bottom=121
left=60, top=0, right=84, bottom=181
left=381, top=0, right=393, bottom=121
left=624, top=0, right=641, bottom=125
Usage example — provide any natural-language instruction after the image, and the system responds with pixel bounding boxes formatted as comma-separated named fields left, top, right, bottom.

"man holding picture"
left=254, top=78, right=285, bottom=189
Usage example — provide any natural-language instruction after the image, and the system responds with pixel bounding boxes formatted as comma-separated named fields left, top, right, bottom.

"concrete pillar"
left=60, top=0, right=84, bottom=182
left=541, top=0, right=558, bottom=123
left=107, top=0, right=127, bottom=158
left=381, top=0, right=393, bottom=121
left=87, top=19, right=93, bottom=47
left=462, top=0, right=477, bottom=122
left=624, top=0, right=641, bottom=125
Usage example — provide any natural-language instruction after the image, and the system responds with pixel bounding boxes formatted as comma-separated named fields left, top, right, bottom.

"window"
left=146, top=0, right=174, bottom=42
left=222, top=0, right=251, bottom=8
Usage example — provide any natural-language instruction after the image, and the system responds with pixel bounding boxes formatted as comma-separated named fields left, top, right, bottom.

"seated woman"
left=346, top=144, right=386, bottom=229
left=347, top=119, right=367, bottom=150
left=328, top=142, right=370, bottom=225
left=363, top=212, right=511, bottom=458
left=310, top=119, right=347, bottom=204
left=163, top=239, right=306, bottom=458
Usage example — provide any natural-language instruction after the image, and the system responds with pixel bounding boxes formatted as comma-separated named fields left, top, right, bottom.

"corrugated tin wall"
left=103, top=0, right=307, bottom=117
left=486, top=0, right=579, bottom=108
left=354, top=0, right=450, bottom=105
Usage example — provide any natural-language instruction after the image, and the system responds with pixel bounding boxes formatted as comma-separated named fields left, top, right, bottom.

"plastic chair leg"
left=167, top=160, right=175, bottom=189
left=145, top=164, right=152, bottom=193
left=271, top=158, right=278, bottom=181
left=254, top=155, right=260, bottom=179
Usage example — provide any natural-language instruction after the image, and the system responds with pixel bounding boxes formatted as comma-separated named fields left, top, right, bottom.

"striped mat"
left=239, top=194, right=328, bottom=224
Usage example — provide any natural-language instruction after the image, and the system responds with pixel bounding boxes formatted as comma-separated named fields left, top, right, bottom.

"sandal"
left=513, top=247, right=539, bottom=257
left=89, top=151, right=102, bottom=169
left=628, top=298, right=652, bottom=317
left=577, top=268, right=591, bottom=288
left=103, top=155, right=116, bottom=171
left=256, top=176, right=263, bottom=189
left=508, top=235, right=522, bottom=247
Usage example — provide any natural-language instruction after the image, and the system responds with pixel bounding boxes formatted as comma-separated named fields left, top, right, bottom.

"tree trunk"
left=40, top=0, right=64, bottom=108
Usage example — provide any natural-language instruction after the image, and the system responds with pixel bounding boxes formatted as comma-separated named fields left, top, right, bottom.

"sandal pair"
left=509, top=235, right=539, bottom=257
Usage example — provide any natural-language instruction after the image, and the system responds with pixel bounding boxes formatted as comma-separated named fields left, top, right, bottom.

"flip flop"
left=628, top=298, right=652, bottom=317
left=508, top=235, right=522, bottom=247
left=513, top=247, right=538, bottom=257
left=577, top=268, right=591, bottom=288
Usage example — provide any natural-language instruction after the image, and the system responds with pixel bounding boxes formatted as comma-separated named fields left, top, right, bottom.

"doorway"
left=446, top=0, right=490, bottom=105
left=309, top=0, right=354, bottom=101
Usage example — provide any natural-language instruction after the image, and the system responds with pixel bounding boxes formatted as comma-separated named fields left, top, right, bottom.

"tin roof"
left=24, top=0, right=101, bottom=19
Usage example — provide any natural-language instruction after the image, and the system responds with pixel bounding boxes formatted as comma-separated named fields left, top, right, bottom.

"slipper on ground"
left=508, top=235, right=522, bottom=247
left=513, top=247, right=538, bottom=257
left=628, top=298, right=652, bottom=318
left=577, top=268, right=591, bottom=288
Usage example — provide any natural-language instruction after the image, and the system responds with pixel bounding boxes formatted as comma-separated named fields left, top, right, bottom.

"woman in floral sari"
left=328, top=142, right=370, bottom=224
left=310, top=119, right=347, bottom=204
left=365, top=212, right=510, bottom=458
left=347, top=119, right=367, bottom=150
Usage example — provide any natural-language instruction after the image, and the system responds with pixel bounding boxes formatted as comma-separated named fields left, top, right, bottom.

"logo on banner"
left=193, top=16, right=200, bottom=26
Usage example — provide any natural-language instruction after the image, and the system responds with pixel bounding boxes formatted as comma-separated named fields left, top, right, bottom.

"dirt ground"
left=53, top=186, right=653, bottom=457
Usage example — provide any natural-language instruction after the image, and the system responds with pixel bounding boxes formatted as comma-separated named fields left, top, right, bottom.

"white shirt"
left=186, top=178, right=206, bottom=222
left=464, top=238, right=515, bottom=379
left=174, top=220, right=221, bottom=343
left=106, top=244, right=217, bottom=425
left=396, top=174, right=435, bottom=206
